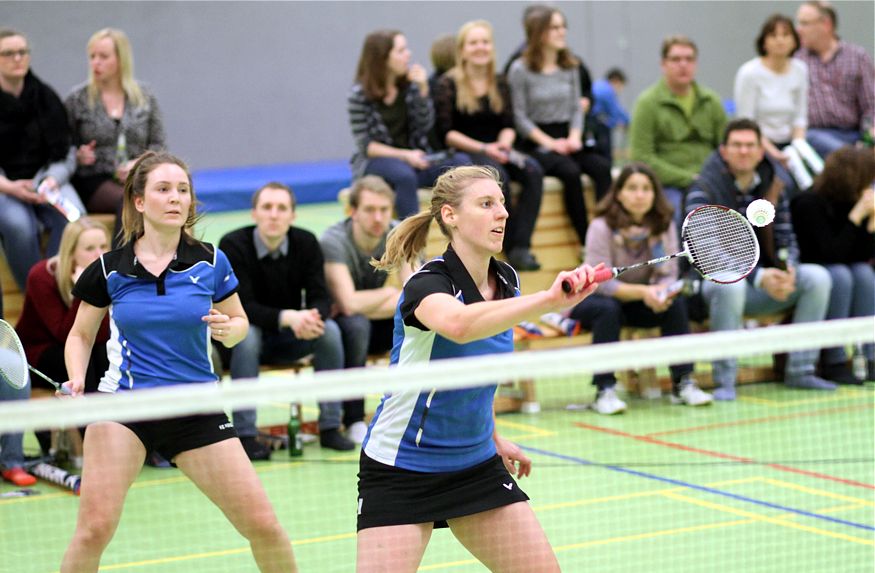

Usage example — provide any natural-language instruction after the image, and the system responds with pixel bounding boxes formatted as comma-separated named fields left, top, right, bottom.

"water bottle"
left=287, top=404, right=303, bottom=457
left=115, top=131, right=128, bottom=166
left=852, top=344, right=867, bottom=380
left=38, top=180, right=82, bottom=222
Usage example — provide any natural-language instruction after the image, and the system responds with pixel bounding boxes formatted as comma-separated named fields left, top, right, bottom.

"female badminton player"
left=358, top=165, right=598, bottom=572
left=58, top=151, right=296, bottom=573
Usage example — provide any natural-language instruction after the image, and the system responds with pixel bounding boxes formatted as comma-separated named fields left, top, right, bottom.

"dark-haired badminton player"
left=358, top=165, right=597, bottom=572
left=59, top=152, right=296, bottom=573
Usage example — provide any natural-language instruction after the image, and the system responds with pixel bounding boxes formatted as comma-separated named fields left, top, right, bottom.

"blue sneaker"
left=713, top=386, right=737, bottom=401
left=785, top=375, right=837, bottom=391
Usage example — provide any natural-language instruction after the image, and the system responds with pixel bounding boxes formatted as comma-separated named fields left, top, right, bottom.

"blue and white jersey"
left=363, top=248, right=520, bottom=472
left=73, top=237, right=239, bottom=391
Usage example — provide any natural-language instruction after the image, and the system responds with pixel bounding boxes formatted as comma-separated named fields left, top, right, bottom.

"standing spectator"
left=686, top=119, right=834, bottom=400
left=0, top=28, right=85, bottom=290
left=795, top=1, right=874, bottom=157
left=791, top=146, right=874, bottom=383
left=569, top=163, right=712, bottom=414
left=219, top=182, right=353, bottom=455
left=629, top=35, right=727, bottom=229
left=591, top=68, right=630, bottom=162
left=507, top=7, right=612, bottom=250
left=734, top=15, right=808, bottom=167
left=348, top=30, right=470, bottom=219
left=435, top=19, right=544, bottom=270
left=321, top=176, right=412, bottom=444
left=66, top=28, right=166, bottom=245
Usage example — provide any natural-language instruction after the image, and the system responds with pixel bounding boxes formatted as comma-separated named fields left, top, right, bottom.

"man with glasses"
left=686, top=118, right=836, bottom=400
left=795, top=1, right=874, bottom=157
left=629, top=35, right=727, bottom=230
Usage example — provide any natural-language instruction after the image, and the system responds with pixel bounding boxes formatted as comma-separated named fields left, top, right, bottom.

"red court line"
left=574, top=422, right=875, bottom=490
left=646, top=403, right=874, bottom=437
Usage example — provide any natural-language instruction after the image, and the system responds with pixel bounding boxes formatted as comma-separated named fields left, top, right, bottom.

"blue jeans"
left=0, top=367, right=30, bottom=471
left=0, top=188, right=81, bottom=289
left=333, top=314, right=394, bottom=426
left=702, top=264, right=831, bottom=388
left=363, top=153, right=471, bottom=218
left=806, top=128, right=860, bottom=159
left=822, top=263, right=875, bottom=365
left=229, top=320, right=344, bottom=436
left=663, top=186, right=685, bottom=236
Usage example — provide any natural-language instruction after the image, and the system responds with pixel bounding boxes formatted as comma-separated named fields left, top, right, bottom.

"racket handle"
left=28, top=365, right=69, bottom=394
left=561, top=267, right=615, bottom=293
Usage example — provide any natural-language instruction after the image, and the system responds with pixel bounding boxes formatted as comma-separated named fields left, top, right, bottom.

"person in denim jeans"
left=321, top=176, right=413, bottom=444
left=687, top=119, right=834, bottom=400
left=219, top=182, right=351, bottom=456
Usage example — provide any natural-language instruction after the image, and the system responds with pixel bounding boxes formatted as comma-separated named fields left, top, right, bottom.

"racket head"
left=681, top=205, right=760, bottom=284
left=0, top=319, right=29, bottom=390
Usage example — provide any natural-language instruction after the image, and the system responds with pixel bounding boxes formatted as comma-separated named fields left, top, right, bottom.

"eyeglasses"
left=0, top=49, right=30, bottom=59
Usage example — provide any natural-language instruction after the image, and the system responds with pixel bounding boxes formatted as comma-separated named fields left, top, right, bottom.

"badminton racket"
left=0, top=319, right=70, bottom=395
left=562, top=204, right=760, bottom=293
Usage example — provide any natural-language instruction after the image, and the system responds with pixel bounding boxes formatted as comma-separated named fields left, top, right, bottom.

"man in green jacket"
left=629, top=35, right=727, bottom=227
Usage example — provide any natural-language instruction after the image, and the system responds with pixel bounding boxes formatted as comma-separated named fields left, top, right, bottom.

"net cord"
left=0, top=317, right=871, bottom=433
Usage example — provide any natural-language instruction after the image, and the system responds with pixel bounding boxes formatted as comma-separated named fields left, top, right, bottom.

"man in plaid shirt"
left=795, top=1, right=875, bottom=158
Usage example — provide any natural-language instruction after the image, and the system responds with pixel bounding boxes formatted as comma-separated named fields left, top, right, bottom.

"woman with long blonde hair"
left=358, top=165, right=598, bottom=572
left=65, top=28, right=166, bottom=243
left=435, top=20, right=544, bottom=271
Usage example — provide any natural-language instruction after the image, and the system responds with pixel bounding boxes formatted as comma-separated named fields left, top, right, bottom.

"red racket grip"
left=561, top=267, right=614, bottom=293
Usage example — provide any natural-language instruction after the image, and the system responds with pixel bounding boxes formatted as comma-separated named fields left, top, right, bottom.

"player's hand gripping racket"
left=0, top=319, right=70, bottom=395
left=562, top=205, right=760, bottom=293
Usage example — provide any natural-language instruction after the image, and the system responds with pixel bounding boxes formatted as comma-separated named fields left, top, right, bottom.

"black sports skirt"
left=357, top=451, right=530, bottom=531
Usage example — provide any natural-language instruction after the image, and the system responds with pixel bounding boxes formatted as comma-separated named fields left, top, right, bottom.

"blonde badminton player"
left=59, top=152, right=296, bottom=573
left=358, top=165, right=598, bottom=572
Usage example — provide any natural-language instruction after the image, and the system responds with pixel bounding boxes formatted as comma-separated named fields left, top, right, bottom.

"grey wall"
left=4, top=1, right=873, bottom=170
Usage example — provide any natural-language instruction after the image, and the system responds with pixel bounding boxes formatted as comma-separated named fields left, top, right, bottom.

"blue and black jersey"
left=73, top=236, right=239, bottom=391
left=363, top=247, right=520, bottom=472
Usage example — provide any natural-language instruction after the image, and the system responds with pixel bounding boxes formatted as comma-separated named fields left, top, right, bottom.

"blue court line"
left=522, top=445, right=875, bottom=532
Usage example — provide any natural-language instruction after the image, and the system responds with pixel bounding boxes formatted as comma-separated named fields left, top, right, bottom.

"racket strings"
left=0, top=320, right=28, bottom=390
left=684, top=206, right=759, bottom=283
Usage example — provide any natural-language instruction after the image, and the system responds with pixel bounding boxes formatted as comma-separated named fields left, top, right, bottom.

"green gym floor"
left=2, top=205, right=873, bottom=571
left=2, top=379, right=873, bottom=572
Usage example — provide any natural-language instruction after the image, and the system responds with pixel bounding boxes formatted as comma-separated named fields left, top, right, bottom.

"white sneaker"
left=592, top=387, right=627, bottom=415
left=346, top=421, right=369, bottom=444
left=671, top=380, right=713, bottom=406
left=521, top=401, right=541, bottom=414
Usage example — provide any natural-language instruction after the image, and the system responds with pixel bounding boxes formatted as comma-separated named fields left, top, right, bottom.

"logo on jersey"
left=218, top=421, right=234, bottom=430
left=190, top=275, right=200, bottom=284
left=502, top=482, right=514, bottom=490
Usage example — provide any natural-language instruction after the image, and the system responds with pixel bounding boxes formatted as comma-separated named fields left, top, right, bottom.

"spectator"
left=219, top=182, right=353, bottom=455
left=568, top=163, right=712, bottom=414
left=791, top=146, right=874, bottom=383
left=507, top=7, right=612, bottom=250
left=435, top=19, right=544, bottom=271
left=16, top=217, right=111, bottom=461
left=629, top=35, right=727, bottom=229
left=321, top=176, right=412, bottom=444
left=686, top=118, right=835, bottom=399
left=795, top=1, right=874, bottom=158
left=0, top=28, right=85, bottom=290
left=348, top=30, right=470, bottom=218
left=591, top=67, right=630, bottom=162
left=428, top=33, right=455, bottom=99
left=734, top=14, right=808, bottom=168
left=66, top=28, right=166, bottom=246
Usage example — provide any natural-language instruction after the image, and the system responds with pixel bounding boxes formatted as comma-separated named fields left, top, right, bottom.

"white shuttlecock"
left=746, top=199, right=775, bottom=227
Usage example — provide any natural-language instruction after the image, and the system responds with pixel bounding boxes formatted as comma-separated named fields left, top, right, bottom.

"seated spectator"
left=795, top=1, right=874, bottom=158
left=629, top=35, right=727, bottom=229
left=686, top=118, right=835, bottom=399
left=567, top=163, right=712, bottom=414
left=219, top=182, right=353, bottom=456
left=507, top=7, right=612, bottom=250
left=435, top=19, right=544, bottom=271
left=428, top=33, right=455, bottom=101
left=791, top=146, right=874, bottom=382
left=321, top=176, right=413, bottom=444
left=734, top=14, right=808, bottom=169
left=591, top=68, right=630, bottom=162
left=66, top=28, right=166, bottom=246
left=0, top=28, right=85, bottom=290
left=348, top=30, right=470, bottom=219
left=0, top=287, right=36, bottom=486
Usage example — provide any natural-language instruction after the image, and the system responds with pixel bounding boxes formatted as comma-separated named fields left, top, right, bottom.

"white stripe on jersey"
left=363, top=324, right=436, bottom=466
left=99, top=306, right=123, bottom=393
